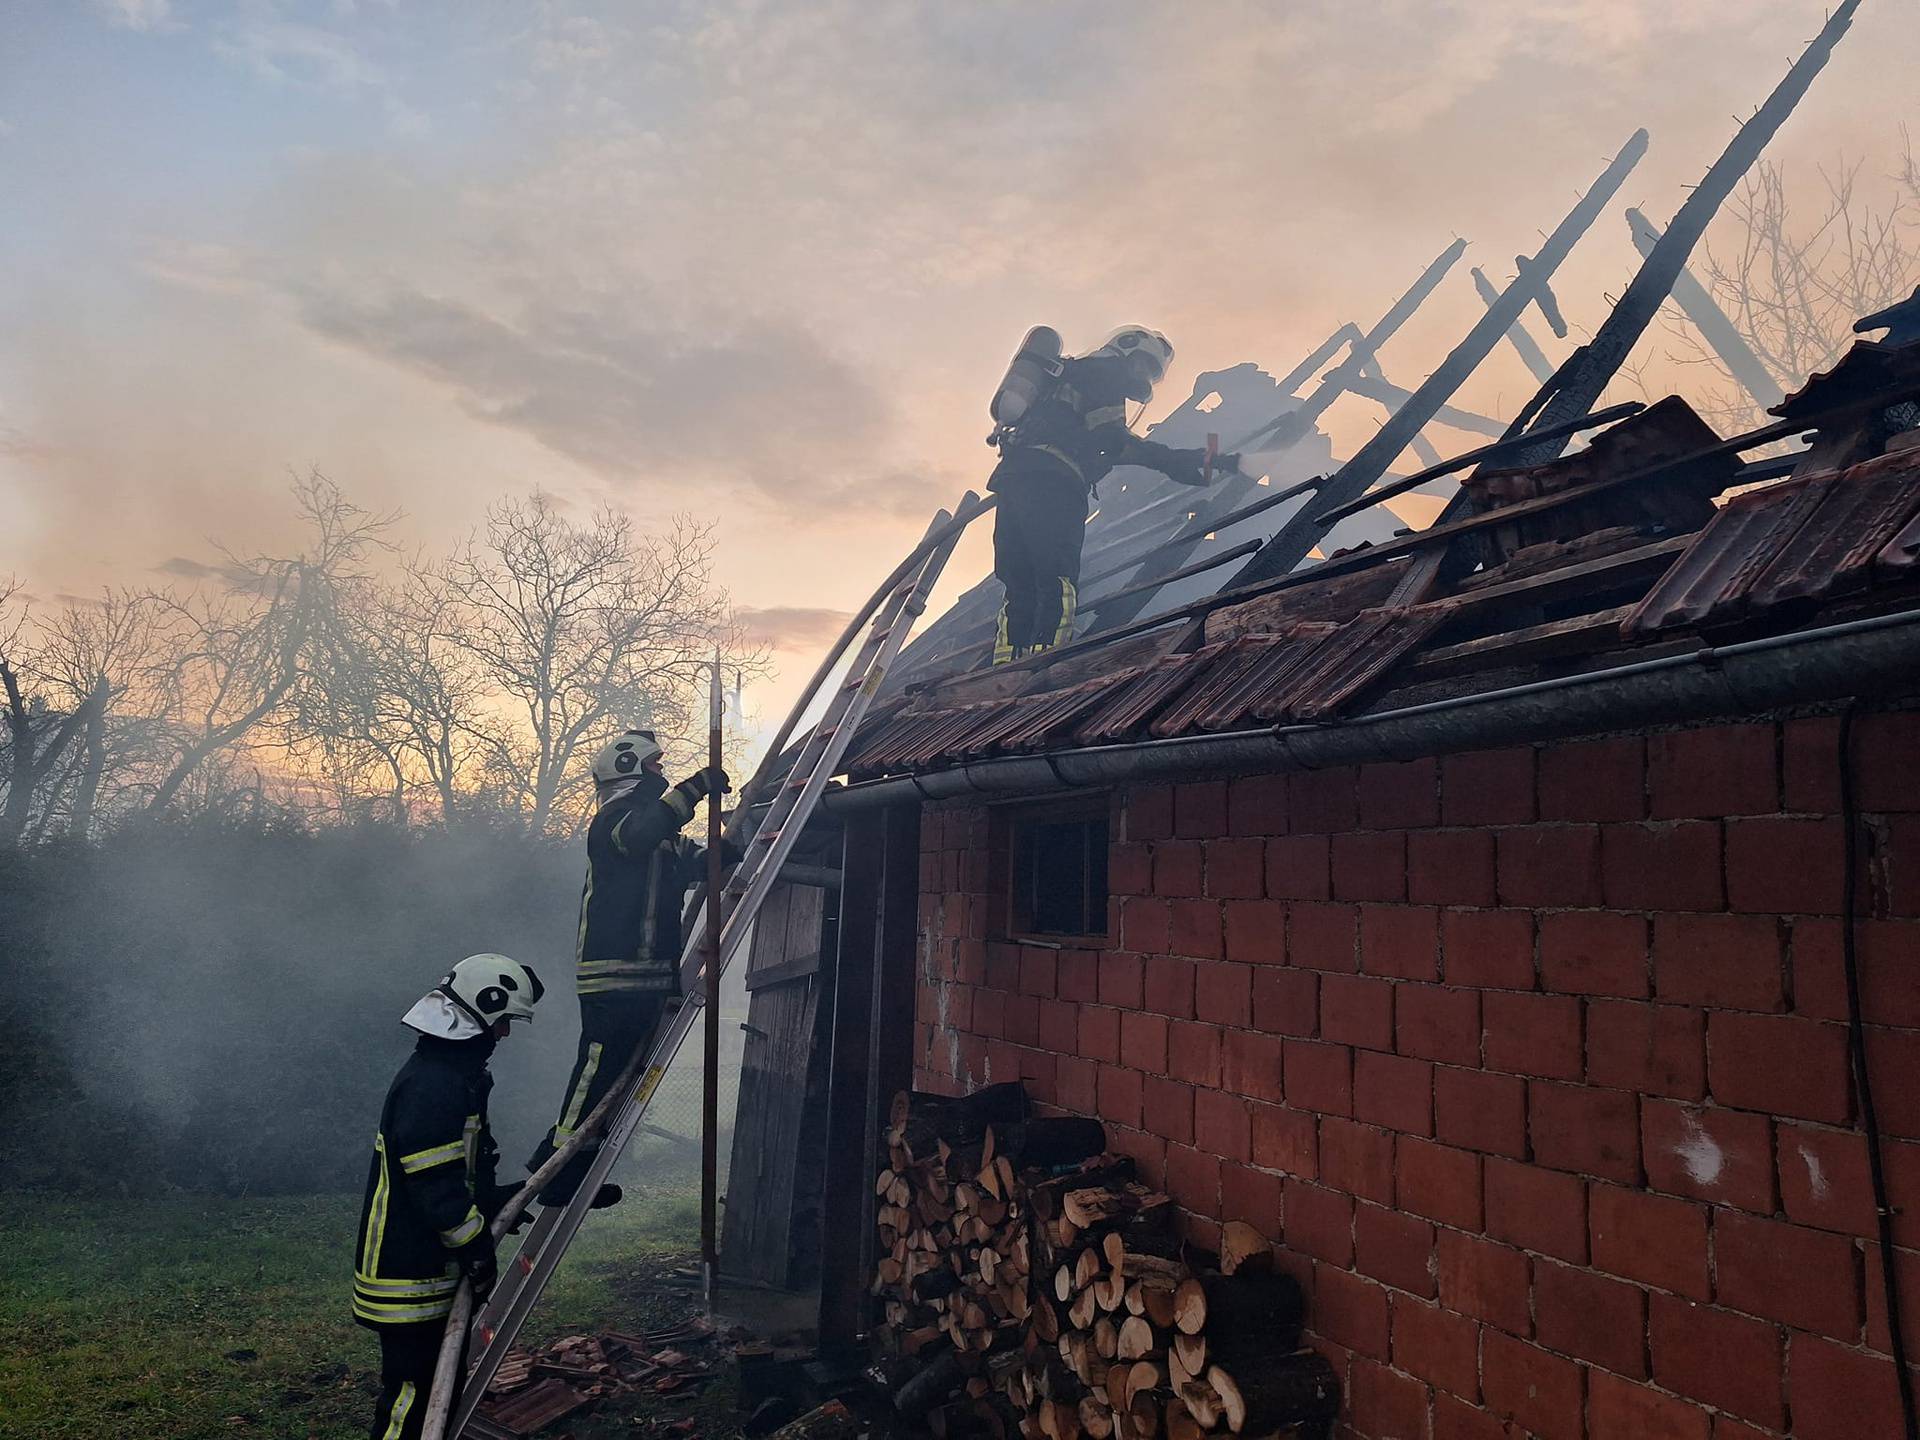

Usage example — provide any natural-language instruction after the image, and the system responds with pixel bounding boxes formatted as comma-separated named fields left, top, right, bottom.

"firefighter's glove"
left=1213, top=452, right=1245, bottom=477
left=454, top=1233, right=499, bottom=1301
left=590, top=1184, right=623, bottom=1210
left=675, top=766, right=731, bottom=804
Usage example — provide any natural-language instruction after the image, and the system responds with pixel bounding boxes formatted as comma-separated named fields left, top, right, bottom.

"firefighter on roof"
left=527, top=727, right=735, bottom=1207
left=354, top=953, right=543, bottom=1440
left=986, top=326, right=1240, bottom=664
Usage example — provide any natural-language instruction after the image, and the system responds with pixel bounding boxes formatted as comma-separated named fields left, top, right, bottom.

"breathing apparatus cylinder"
left=989, top=326, right=1064, bottom=438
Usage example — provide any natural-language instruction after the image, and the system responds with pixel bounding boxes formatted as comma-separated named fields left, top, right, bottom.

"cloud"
left=733, top=605, right=855, bottom=650
left=101, top=0, right=174, bottom=32
left=213, top=17, right=382, bottom=91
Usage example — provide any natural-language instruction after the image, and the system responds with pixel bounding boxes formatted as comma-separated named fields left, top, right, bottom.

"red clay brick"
left=1409, top=829, right=1498, bottom=907
left=1777, top=1122, right=1878, bottom=1237
left=1435, top=1067, right=1527, bottom=1159
left=1167, top=1020, right=1223, bottom=1088
left=1321, top=1116, right=1396, bottom=1205
left=1539, top=910, right=1651, bottom=998
left=1393, top=1294, right=1481, bottom=1400
left=1078, top=1004, right=1120, bottom=1063
left=1174, top=780, right=1229, bottom=839
left=1312, top=1262, right=1391, bottom=1359
left=1783, top=714, right=1842, bottom=813
left=1648, top=1294, right=1784, bottom=1429
left=1532, top=1082, right=1642, bottom=1184
left=1152, top=840, right=1204, bottom=897
left=1019, top=947, right=1058, bottom=998
left=1111, top=842, right=1153, bottom=896
left=1653, top=913, right=1786, bottom=1011
left=1290, top=901, right=1358, bottom=972
left=1866, top=1025, right=1920, bottom=1140
left=1485, top=1157, right=1588, bottom=1263
left=1852, top=711, right=1920, bottom=809
left=1193, top=1089, right=1252, bottom=1163
left=1266, top=834, right=1331, bottom=899
left=1118, top=1012, right=1166, bottom=1072
left=1498, top=825, right=1603, bottom=907
left=1168, top=898, right=1224, bottom=961
left=1321, top=973, right=1396, bottom=1051
left=1285, top=1040, right=1353, bottom=1117
left=1120, top=896, right=1171, bottom=954
left=1360, top=904, right=1442, bottom=981
left=1194, top=960, right=1252, bottom=1027
left=1334, top=831, right=1408, bottom=904
left=1227, top=773, right=1287, bottom=837
left=1205, top=837, right=1265, bottom=899
left=1708, top=1012, right=1851, bottom=1125
left=1589, top=1183, right=1709, bottom=1299
left=1535, top=1258, right=1648, bottom=1377
left=1098, top=952, right=1136, bottom=1006
left=1713, top=1211, right=1861, bottom=1339
left=1356, top=1050, right=1435, bottom=1138
left=1436, top=1229, right=1532, bottom=1335
left=1790, top=917, right=1920, bottom=1026
left=1539, top=735, right=1647, bottom=823
left=1482, top=1330, right=1583, bottom=1440
left=1056, top=1056, right=1098, bottom=1113
left=1360, top=757, right=1441, bottom=830
left=1252, top=1102, right=1318, bottom=1177
left=1057, top=949, right=1099, bottom=1003
left=1222, top=1026, right=1285, bottom=1104
left=1164, top=1141, right=1222, bottom=1217
left=1648, top=724, right=1779, bottom=819
left=1443, top=748, right=1537, bottom=827
left=1442, top=909, right=1536, bottom=990
left=1222, top=898, right=1286, bottom=965
left=1603, top=821, right=1726, bottom=912
left=1349, top=1356, right=1433, bottom=1440
left=1643, top=1100, right=1776, bottom=1212
left=1126, top=785, right=1174, bottom=841
left=1587, top=1370, right=1710, bottom=1440
left=1398, top=1137, right=1482, bottom=1230
left=1038, top=998, right=1078, bottom=1053
left=1004, top=994, right=1040, bottom=1046
left=972, top=987, right=1006, bottom=1039
left=1397, top=985, right=1482, bottom=1066
left=1483, top=990, right=1583, bottom=1081
left=1284, top=1180, right=1355, bottom=1265
left=1786, top=1333, right=1909, bottom=1440
left=1433, top=1393, right=1513, bottom=1440
left=1289, top=767, right=1359, bottom=835
left=1097, top=1064, right=1143, bottom=1128
left=1220, top=1161, right=1282, bottom=1228
left=1726, top=816, right=1844, bottom=915
left=1143, top=955, right=1196, bottom=1019
left=1251, top=967, right=1318, bottom=1038
left=1356, top=1203, right=1437, bottom=1297
left=1587, top=1000, right=1707, bottom=1100
left=1142, top=1076, right=1194, bottom=1144
left=1863, top=1235, right=1920, bottom=1354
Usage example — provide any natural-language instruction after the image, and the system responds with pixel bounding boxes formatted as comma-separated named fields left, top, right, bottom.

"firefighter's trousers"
left=528, top=991, right=673, bottom=1204
left=992, top=469, right=1086, bottom=664
left=368, top=1320, right=459, bottom=1440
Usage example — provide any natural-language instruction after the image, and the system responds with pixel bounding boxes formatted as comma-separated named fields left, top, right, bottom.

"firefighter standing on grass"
left=353, top=953, right=544, bottom=1440
left=986, top=325, right=1241, bottom=665
left=526, top=728, right=734, bottom=1208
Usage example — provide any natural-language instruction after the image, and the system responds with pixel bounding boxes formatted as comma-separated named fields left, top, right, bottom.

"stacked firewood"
left=873, top=1088, right=1337, bottom=1440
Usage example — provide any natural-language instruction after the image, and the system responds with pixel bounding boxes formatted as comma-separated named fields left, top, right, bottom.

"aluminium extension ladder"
left=446, top=493, right=989, bottom=1436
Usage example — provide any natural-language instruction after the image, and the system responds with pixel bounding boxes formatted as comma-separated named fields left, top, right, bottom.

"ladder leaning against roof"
left=426, top=491, right=995, bottom=1439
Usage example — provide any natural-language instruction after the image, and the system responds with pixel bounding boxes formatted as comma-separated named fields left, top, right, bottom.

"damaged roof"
left=842, top=344, right=1920, bottom=784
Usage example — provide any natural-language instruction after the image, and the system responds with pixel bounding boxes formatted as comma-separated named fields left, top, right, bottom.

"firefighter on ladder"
left=353, top=953, right=544, bottom=1440
left=986, top=326, right=1241, bottom=664
left=527, top=728, right=735, bottom=1208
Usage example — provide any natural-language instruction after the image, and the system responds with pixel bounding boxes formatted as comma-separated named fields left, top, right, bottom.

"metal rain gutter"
left=820, top=605, right=1920, bottom=812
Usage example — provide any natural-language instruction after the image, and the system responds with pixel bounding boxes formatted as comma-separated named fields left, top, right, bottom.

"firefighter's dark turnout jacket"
left=990, top=352, right=1211, bottom=661
left=353, top=1034, right=505, bottom=1329
left=574, top=776, right=707, bottom=998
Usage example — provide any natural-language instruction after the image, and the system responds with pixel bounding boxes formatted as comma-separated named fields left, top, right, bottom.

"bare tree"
left=139, top=471, right=394, bottom=816
left=437, top=494, right=761, bottom=836
left=0, top=580, right=112, bottom=844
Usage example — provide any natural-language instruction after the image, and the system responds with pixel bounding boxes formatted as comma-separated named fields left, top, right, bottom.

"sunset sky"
left=4, top=1, right=1916, bottom=737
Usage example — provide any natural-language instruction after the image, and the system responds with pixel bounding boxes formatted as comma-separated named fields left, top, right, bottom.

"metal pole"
left=702, top=651, right=723, bottom=1307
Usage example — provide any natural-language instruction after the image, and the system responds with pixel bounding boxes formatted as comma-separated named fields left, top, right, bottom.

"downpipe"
left=821, top=606, right=1920, bottom=811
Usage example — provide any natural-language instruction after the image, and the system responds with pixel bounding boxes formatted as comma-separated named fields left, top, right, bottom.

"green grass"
left=0, top=1183, right=708, bottom=1440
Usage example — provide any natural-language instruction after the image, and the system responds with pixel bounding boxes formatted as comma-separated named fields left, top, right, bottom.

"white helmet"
left=1094, top=327, right=1174, bottom=387
left=591, top=728, right=663, bottom=785
left=403, top=953, right=546, bottom=1039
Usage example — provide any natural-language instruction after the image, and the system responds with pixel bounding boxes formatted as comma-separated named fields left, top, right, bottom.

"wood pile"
left=873, top=1089, right=1338, bottom=1440
left=473, top=1320, right=721, bottom=1436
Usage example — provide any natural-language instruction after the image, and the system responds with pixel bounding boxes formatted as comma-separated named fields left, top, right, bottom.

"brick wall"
left=908, top=712, right=1920, bottom=1440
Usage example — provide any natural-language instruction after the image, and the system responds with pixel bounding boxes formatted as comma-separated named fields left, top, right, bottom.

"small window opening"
left=1008, top=804, right=1109, bottom=939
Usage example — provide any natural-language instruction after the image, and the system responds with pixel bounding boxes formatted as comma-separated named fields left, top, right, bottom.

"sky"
left=3, top=0, right=1917, bottom=737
